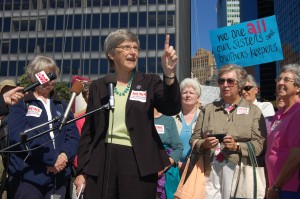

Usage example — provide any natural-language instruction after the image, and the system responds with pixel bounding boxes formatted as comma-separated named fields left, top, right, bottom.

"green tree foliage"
left=18, top=74, right=71, bottom=101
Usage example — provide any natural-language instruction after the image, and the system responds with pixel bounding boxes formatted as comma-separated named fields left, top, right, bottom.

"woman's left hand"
left=223, top=135, right=238, bottom=151
left=161, top=34, right=178, bottom=76
left=53, top=152, right=68, bottom=172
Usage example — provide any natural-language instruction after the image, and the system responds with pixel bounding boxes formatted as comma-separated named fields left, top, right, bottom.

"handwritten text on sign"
left=209, top=15, right=283, bottom=68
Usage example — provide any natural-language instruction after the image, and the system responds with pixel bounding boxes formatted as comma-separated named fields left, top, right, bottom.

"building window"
left=18, top=61, right=26, bottom=75
left=102, top=14, right=109, bottom=28
left=47, top=16, right=55, bottom=30
left=111, top=13, right=118, bottom=28
left=148, top=34, right=156, bottom=50
left=149, top=12, right=156, bottom=27
left=73, top=37, right=81, bottom=52
left=139, top=12, right=147, bottom=27
left=65, top=15, right=73, bottom=29
left=10, top=39, right=18, bottom=53
left=46, top=38, right=54, bottom=52
left=74, top=15, right=82, bottom=29
left=37, top=38, right=45, bottom=53
left=100, top=59, right=108, bottom=74
left=0, top=62, right=8, bottom=76
left=90, top=59, right=99, bottom=74
left=120, top=13, right=128, bottom=28
left=1, top=41, right=9, bottom=54
left=56, top=16, right=64, bottom=30
left=28, top=38, right=36, bottom=53
left=148, top=57, right=156, bottom=73
left=139, top=34, right=146, bottom=50
left=3, top=18, right=11, bottom=32
left=129, top=13, right=137, bottom=27
left=92, top=14, right=100, bottom=28
left=55, top=37, right=63, bottom=52
left=138, top=58, right=146, bottom=73
left=9, top=61, right=17, bottom=76
left=91, top=36, right=100, bottom=51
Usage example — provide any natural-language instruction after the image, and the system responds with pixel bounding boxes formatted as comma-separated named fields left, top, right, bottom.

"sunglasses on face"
left=217, top=78, right=237, bottom=87
left=243, top=85, right=254, bottom=91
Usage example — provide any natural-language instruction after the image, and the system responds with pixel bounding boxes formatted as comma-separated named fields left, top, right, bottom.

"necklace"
left=114, top=72, right=134, bottom=96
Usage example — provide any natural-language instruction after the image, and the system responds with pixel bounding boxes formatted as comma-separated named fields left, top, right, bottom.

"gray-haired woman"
left=266, top=63, right=300, bottom=199
left=8, top=55, right=80, bottom=199
left=74, top=29, right=181, bottom=199
left=191, top=64, right=267, bottom=198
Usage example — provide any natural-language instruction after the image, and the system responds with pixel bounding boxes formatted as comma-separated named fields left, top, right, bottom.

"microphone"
left=58, top=81, right=83, bottom=131
left=105, top=74, right=116, bottom=110
left=21, top=72, right=57, bottom=94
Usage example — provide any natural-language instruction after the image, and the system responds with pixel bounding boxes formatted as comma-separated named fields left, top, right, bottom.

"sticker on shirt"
left=155, top=124, right=165, bottom=134
left=236, top=107, right=249, bottom=114
left=270, top=120, right=281, bottom=131
left=129, top=90, right=147, bottom=102
left=26, top=105, right=42, bottom=117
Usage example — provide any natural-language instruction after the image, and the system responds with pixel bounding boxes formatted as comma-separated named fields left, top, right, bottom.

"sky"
left=191, top=0, right=218, bottom=57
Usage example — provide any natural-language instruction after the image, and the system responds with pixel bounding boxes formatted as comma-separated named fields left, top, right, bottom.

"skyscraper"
left=274, top=0, right=300, bottom=67
left=217, top=0, right=240, bottom=28
left=0, top=0, right=191, bottom=82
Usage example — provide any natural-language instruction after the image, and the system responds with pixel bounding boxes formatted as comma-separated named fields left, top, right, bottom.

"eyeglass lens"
left=218, top=78, right=236, bottom=86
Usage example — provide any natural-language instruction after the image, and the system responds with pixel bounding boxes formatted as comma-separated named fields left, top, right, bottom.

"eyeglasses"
left=275, top=77, right=295, bottom=83
left=115, top=45, right=140, bottom=52
left=243, top=85, right=254, bottom=91
left=217, top=78, right=238, bottom=87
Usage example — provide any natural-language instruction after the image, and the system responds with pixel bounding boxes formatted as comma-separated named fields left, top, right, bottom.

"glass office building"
left=0, top=0, right=190, bottom=82
left=274, top=0, right=300, bottom=67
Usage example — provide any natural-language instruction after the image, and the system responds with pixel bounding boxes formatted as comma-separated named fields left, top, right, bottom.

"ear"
left=254, top=87, right=258, bottom=95
left=107, top=52, right=114, bottom=61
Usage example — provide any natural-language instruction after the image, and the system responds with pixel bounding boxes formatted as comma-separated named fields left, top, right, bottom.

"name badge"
left=129, top=90, right=147, bottom=102
left=155, top=124, right=165, bottom=134
left=26, top=105, right=42, bottom=117
left=236, top=107, right=249, bottom=114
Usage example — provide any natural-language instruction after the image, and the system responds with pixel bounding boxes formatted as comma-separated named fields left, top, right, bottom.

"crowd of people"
left=0, top=29, right=299, bottom=199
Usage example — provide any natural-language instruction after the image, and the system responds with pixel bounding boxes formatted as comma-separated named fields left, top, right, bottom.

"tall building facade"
left=274, top=0, right=300, bottom=67
left=240, top=0, right=276, bottom=101
left=0, top=0, right=191, bottom=82
left=217, top=0, right=240, bottom=28
left=191, top=48, right=215, bottom=85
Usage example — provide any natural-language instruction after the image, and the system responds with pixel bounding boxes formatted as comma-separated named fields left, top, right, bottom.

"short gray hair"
left=104, top=29, right=140, bottom=68
left=218, top=64, right=248, bottom=90
left=180, top=78, right=201, bottom=96
left=25, top=55, right=60, bottom=83
left=246, top=74, right=258, bottom=88
left=280, top=63, right=300, bottom=86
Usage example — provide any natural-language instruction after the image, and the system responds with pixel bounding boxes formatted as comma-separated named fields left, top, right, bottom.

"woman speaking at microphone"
left=74, top=29, right=181, bottom=199
left=7, top=55, right=80, bottom=199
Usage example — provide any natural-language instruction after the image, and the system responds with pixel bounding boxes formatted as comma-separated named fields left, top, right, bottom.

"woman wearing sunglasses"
left=266, top=64, right=300, bottom=199
left=190, top=64, right=267, bottom=198
left=242, top=74, right=275, bottom=117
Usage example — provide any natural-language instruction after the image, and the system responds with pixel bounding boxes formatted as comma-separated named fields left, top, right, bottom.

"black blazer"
left=0, top=95, right=9, bottom=116
left=77, top=72, right=181, bottom=179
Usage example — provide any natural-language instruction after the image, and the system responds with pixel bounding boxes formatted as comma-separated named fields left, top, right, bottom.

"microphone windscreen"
left=47, top=72, right=57, bottom=81
left=105, top=73, right=117, bottom=85
left=70, top=81, right=84, bottom=96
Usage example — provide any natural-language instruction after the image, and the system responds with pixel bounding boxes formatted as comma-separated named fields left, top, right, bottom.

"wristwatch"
left=272, top=185, right=281, bottom=192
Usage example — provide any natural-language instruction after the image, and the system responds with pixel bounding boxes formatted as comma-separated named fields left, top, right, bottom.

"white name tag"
left=129, top=90, right=147, bottom=102
left=155, top=124, right=165, bottom=134
left=26, top=105, right=42, bottom=117
left=236, top=107, right=249, bottom=114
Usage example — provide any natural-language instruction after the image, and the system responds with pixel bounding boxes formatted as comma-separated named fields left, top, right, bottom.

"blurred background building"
left=0, top=0, right=191, bottom=83
left=191, top=48, right=215, bottom=85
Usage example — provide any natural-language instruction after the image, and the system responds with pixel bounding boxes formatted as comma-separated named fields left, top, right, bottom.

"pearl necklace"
left=114, top=72, right=134, bottom=96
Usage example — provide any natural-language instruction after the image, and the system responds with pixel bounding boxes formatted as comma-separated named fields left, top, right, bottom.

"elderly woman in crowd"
left=190, top=64, right=267, bottom=198
left=266, top=64, right=300, bottom=199
left=242, top=74, right=275, bottom=117
left=173, top=78, right=202, bottom=170
left=8, top=55, right=80, bottom=198
left=74, top=29, right=181, bottom=199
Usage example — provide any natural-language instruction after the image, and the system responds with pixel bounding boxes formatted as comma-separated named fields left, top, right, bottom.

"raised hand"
left=161, top=34, right=178, bottom=77
left=3, top=87, right=25, bottom=105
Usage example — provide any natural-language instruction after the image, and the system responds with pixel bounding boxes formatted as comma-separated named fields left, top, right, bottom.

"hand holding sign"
left=161, top=34, right=177, bottom=78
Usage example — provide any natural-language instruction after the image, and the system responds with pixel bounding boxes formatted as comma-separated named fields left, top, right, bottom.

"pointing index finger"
left=164, top=34, right=170, bottom=52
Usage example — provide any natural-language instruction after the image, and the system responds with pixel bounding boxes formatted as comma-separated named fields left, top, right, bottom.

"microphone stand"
left=0, top=103, right=110, bottom=153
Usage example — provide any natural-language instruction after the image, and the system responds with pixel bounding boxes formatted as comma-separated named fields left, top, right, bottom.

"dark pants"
left=8, top=177, right=66, bottom=199
left=84, top=143, right=158, bottom=199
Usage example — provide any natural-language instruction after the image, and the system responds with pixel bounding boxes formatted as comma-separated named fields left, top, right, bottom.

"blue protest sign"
left=209, top=15, right=283, bottom=68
